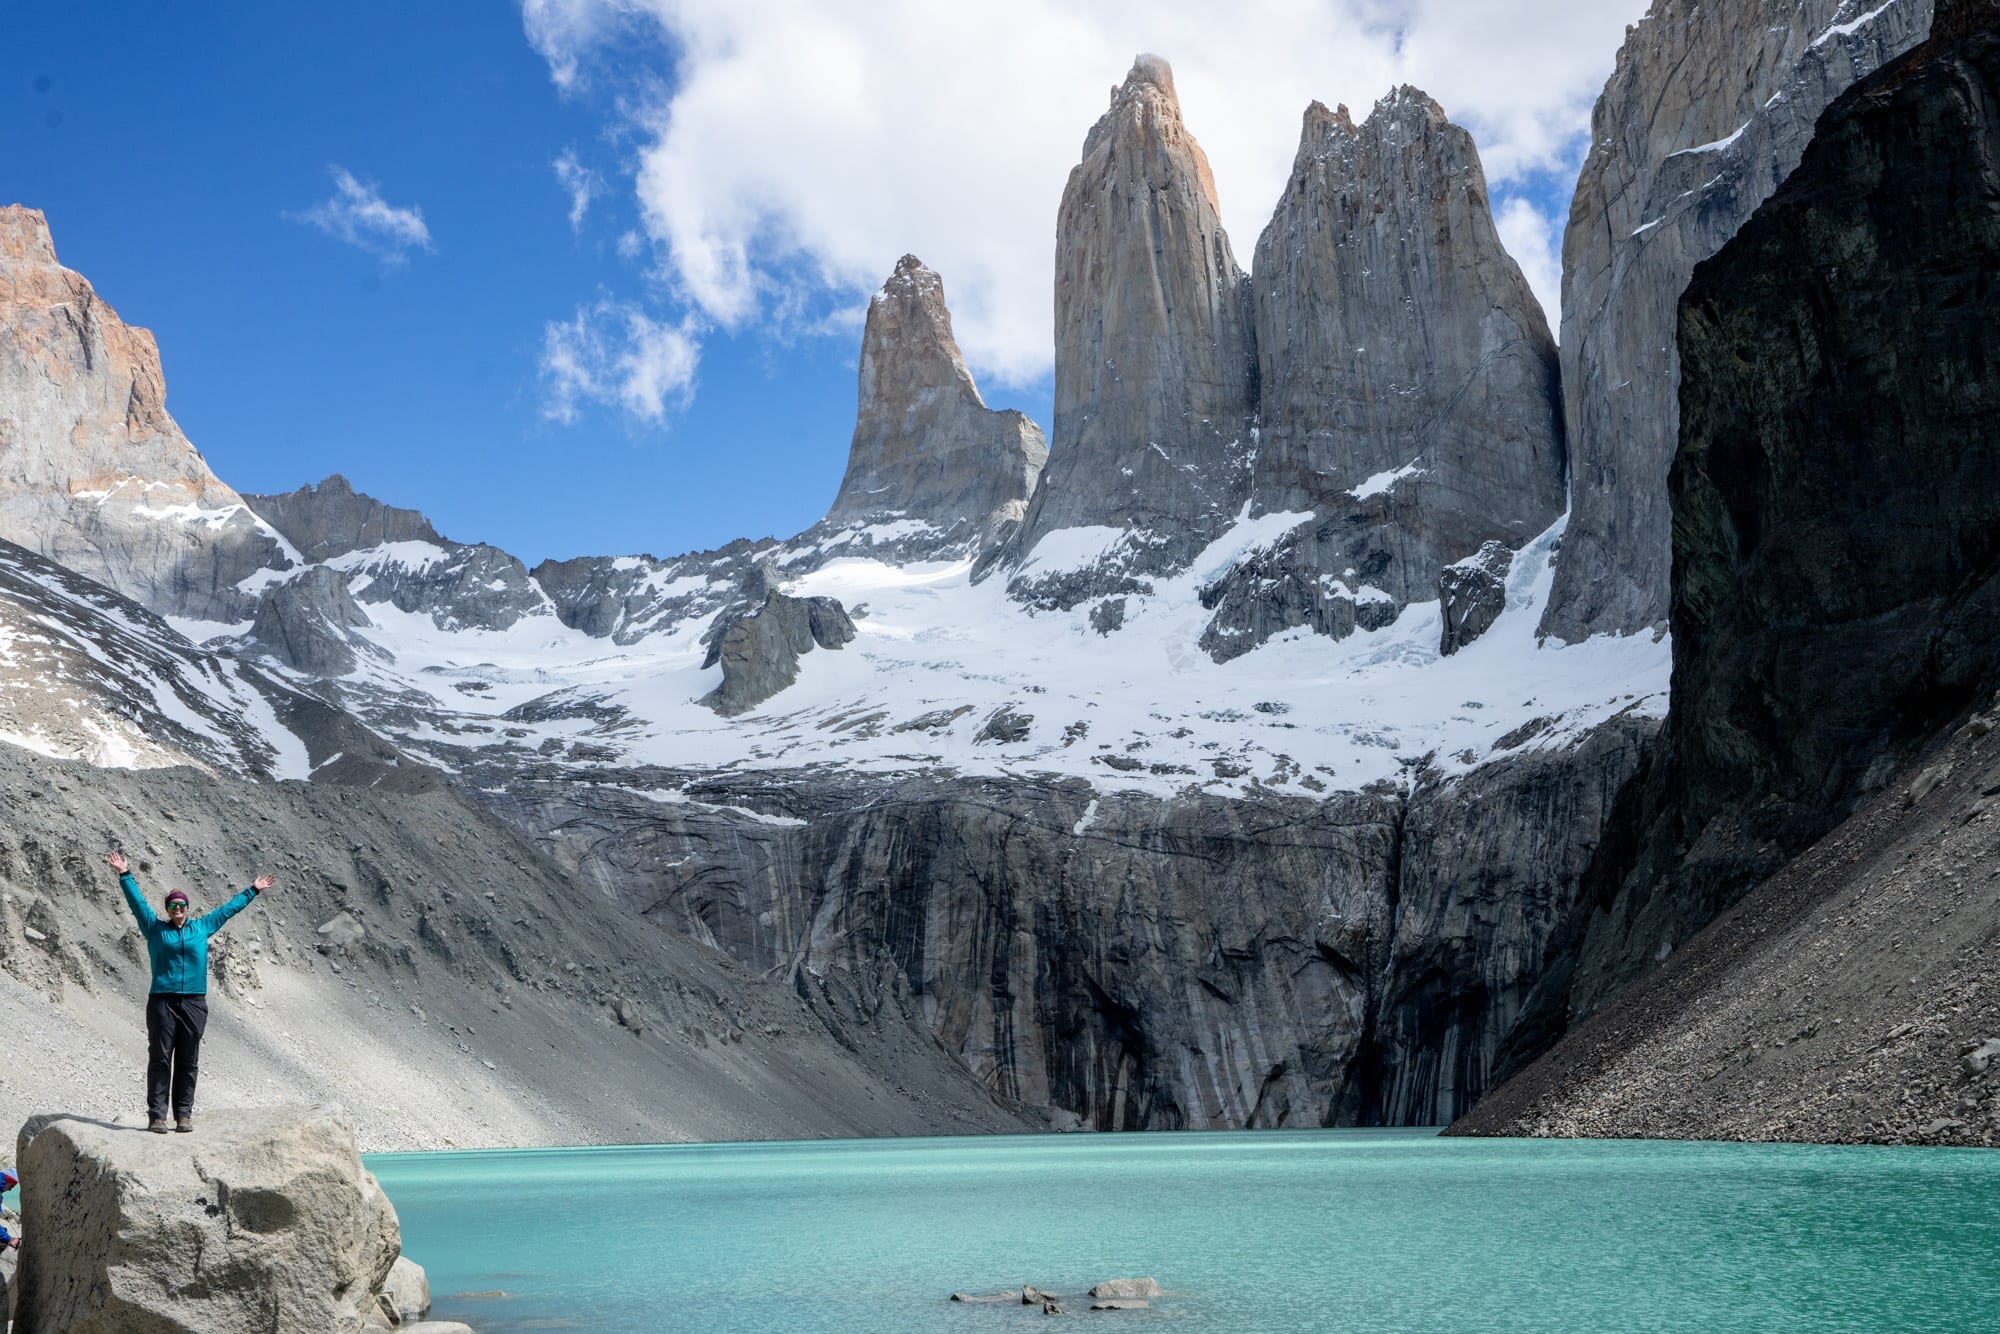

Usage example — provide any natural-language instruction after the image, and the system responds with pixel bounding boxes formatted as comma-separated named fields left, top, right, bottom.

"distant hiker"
left=105, top=850, right=274, bottom=1134
left=0, top=1167, right=17, bottom=1251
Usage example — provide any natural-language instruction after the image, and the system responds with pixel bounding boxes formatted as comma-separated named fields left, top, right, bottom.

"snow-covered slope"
left=0, top=538, right=312, bottom=778
left=182, top=507, right=1667, bottom=800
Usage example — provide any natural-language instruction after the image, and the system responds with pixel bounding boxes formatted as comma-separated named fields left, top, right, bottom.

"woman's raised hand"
left=106, top=850, right=129, bottom=875
left=252, top=874, right=276, bottom=892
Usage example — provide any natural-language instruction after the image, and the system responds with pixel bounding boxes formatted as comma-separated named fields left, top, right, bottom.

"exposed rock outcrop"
left=15, top=1105, right=401, bottom=1334
left=1212, top=89, right=1563, bottom=659
left=819, top=256, right=1046, bottom=556
left=244, top=475, right=442, bottom=564
left=1477, top=0, right=2000, bottom=1109
left=1007, top=55, right=1258, bottom=606
left=699, top=589, right=857, bottom=717
left=1540, top=0, right=1935, bottom=642
left=1438, top=542, right=1512, bottom=657
left=241, top=478, right=547, bottom=637
left=0, top=206, right=289, bottom=620
left=247, top=565, right=379, bottom=677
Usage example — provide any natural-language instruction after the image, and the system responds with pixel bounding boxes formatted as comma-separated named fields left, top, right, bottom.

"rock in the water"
left=950, top=1289, right=1021, bottom=1303
left=248, top=565, right=379, bottom=677
left=699, top=588, right=857, bottom=717
left=1008, top=54, right=1258, bottom=605
left=15, top=1105, right=401, bottom=1334
left=378, top=1255, right=430, bottom=1324
left=1228, top=88, right=1563, bottom=659
left=1439, top=542, right=1512, bottom=656
left=1092, top=1298, right=1150, bottom=1310
left=0, top=206, right=290, bottom=619
left=1541, top=0, right=1935, bottom=642
left=1089, top=1278, right=1163, bottom=1298
left=821, top=256, right=1046, bottom=557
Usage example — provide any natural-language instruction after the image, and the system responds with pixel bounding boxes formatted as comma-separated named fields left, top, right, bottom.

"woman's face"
left=165, top=898, right=189, bottom=926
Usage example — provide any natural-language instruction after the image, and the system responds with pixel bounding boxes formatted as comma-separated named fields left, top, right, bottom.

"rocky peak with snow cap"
left=1198, top=86, right=1565, bottom=662
left=1004, top=54, right=1259, bottom=608
left=822, top=255, right=1046, bottom=554
left=0, top=205, right=288, bottom=619
left=1539, top=0, right=1935, bottom=642
left=245, top=473, right=443, bottom=563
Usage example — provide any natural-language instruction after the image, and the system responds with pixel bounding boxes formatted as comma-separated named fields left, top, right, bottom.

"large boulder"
left=15, top=1105, right=401, bottom=1334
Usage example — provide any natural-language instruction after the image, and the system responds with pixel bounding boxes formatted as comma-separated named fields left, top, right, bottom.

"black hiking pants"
left=145, top=993, right=208, bottom=1120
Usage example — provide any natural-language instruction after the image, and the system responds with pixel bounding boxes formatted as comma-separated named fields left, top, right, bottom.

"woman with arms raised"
left=105, top=850, right=275, bottom=1133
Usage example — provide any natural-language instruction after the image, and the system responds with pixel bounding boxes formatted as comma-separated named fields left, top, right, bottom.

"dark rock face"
left=1373, top=717, right=1654, bottom=1123
left=247, top=565, right=378, bottom=676
left=1007, top=55, right=1259, bottom=606
left=243, top=474, right=442, bottom=563
left=822, top=256, right=1046, bottom=555
left=1229, top=89, right=1564, bottom=658
left=489, top=722, right=1654, bottom=1129
left=1438, top=542, right=1511, bottom=656
left=1540, top=5, right=2000, bottom=1034
left=1541, top=0, right=1935, bottom=642
left=699, top=590, right=857, bottom=717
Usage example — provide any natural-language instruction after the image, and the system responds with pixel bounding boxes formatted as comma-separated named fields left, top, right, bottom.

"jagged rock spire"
left=1200, top=85, right=1564, bottom=661
left=1007, top=54, right=1258, bottom=606
left=824, top=255, right=1045, bottom=546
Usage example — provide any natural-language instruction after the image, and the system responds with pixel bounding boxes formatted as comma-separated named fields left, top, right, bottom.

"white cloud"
left=524, top=0, right=1648, bottom=385
left=541, top=301, right=700, bottom=425
left=554, top=149, right=599, bottom=230
left=1494, top=197, right=1562, bottom=332
left=292, top=167, right=433, bottom=262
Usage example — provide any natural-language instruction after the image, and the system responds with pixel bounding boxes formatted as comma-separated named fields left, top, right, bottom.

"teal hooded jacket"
left=119, top=871, right=259, bottom=995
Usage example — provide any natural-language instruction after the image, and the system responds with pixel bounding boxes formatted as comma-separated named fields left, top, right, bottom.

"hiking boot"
left=174, top=1118, right=194, bottom=1134
left=147, top=1119, right=170, bottom=1134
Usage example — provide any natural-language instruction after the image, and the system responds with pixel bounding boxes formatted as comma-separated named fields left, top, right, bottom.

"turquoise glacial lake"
left=367, top=1129, right=2000, bottom=1332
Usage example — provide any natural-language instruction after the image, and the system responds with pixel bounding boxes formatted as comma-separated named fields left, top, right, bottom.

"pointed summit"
left=0, top=205, right=287, bottom=619
left=1008, top=54, right=1258, bottom=607
left=1195, top=86, right=1564, bottom=661
left=822, top=255, right=1045, bottom=548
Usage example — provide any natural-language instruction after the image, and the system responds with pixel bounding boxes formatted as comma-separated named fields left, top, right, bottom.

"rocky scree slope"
left=1541, top=0, right=1935, bottom=642
left=1451, top=709, right=2000, bottom=1145
left=0, top=740, right=1029, bottom=1150
left=1458, top=0, right=2000, bottom=1137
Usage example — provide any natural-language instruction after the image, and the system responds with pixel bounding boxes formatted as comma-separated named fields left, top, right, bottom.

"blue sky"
left=5, top=1, right=1637, bottom=567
